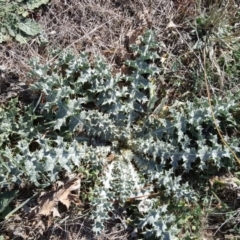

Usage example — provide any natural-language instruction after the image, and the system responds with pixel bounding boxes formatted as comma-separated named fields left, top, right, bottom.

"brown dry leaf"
left=125, top=27, right=145, bottom=50
left=52, top=207, right=61, bottom=218
left=51, top=180, right=64, bottom=191
left=166, top=20, right=177, bottom=29
left=36, top=177, right=81, bottom=217
left=57, top=178, right=81, bottom=208
left=38, top=191, right=58, bottom=216
left=13, top=227, right=27, bottom=239
left=121, top=65, right=133, bottom=75
left=35, top=220, right=46, bottom=236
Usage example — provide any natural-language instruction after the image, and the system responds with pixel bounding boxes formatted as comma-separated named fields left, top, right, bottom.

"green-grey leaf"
left=6, top=25, right=16, bottom=37
left=0, top=32, right=10, bottom=43
left=0, top=190, right=18, bottom=215
left=18, top=19, right=41, bottom=36
left=27, top=0, right=49, bottom=10
left=15, top=33, right=27, bottom=44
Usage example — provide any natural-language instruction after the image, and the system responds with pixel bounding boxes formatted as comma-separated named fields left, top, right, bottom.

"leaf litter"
left=29, top=176, right=81, bottom=219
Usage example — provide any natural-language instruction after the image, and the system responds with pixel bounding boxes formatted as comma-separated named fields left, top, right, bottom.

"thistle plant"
left=1, top=30, right=239, bottom=238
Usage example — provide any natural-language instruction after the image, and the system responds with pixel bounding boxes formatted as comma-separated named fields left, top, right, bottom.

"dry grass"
left=0, top=0, right=196, bottom=78
left=0, top=0, right=201, bottom=106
